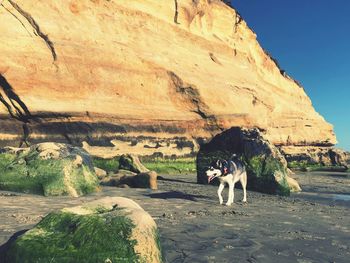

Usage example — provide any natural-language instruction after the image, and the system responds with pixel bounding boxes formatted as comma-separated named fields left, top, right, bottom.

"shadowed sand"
left=1, top=172, right=349, bottom=262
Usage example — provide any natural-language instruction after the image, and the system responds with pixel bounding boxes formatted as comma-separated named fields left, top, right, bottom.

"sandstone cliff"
left=0, top=0, right=337, bottom=157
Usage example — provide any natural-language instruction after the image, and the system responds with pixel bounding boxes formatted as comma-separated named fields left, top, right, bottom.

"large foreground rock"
left=2, top=197, right=162, bottom=263
left=197, top=127, right=301, bottom=195
left=0, top=142, right=99, bottom=197
left=0, top=0, right=336, bottom=159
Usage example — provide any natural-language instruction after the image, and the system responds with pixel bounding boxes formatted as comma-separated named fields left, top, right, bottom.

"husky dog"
left=206, top=155, right=247, bottom=206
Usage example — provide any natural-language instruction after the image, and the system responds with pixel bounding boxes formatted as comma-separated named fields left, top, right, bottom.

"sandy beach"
left=1, top=171, right=349, bottom=263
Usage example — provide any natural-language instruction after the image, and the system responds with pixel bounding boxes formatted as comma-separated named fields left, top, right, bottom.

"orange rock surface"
left=0, top=0, right=336, bottom=155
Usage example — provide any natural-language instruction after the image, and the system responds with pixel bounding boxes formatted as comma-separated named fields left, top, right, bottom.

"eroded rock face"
left=0, top=142, right=99, bottom=196
left=2, top=197, right=162, bottom=263
left=281, top=146, right=350, bottom=168
left=197, top=127, right=301, bottom=195
left=0, top=0, right=336, bottom=157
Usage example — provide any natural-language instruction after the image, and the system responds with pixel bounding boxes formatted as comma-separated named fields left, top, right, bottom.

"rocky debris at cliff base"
left=101, top=170, right=158, bottom=190
left=197, top=127, right=301, bottom=195
left=1, top=197, right=162, bottom=263
left=281, top=146, right=350, bottom=168
left=95, top=154, right=159, bottom=189
left=94, top=166, right=107, bottom=179
left=119, top=154, right=150, bottom=173
left=0, top=142, right=99, bottom=197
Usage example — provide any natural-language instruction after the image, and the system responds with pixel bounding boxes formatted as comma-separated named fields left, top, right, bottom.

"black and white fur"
left=206, top=156, right=247, bottom=206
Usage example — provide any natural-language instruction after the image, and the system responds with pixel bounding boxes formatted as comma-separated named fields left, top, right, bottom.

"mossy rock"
left=0, top=143, right=99, bottom=197
left=92, top=156, right=120, bottom=173
left=2, top=197, right=162, bottom=263
left=245, top=155, right=290, bottom=196
left=196, top=127, right=292, bottom=196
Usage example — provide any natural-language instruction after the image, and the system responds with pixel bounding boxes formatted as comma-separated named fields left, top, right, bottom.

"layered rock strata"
left=0, top=0, right=336, bottom=158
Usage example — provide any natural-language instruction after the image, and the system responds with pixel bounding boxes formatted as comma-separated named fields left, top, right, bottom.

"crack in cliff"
left=1, top=2, right=32, bottom=36
left=0, top=73, right=33, bottom=146
left=174, top=0, right=180, bottom=24
left=230, top=85, right=256, bottom=95
left=235, top=11, right=243, bottom=28
left=168, top=71, right=223, bottom=132
left=209, top=52, right=222, bottom=65
left=7, top=0, right=57, bottom=62
left=0, top=74, right=31, bottom=122
left=231, top=85, right=273, bottom=111
left=252, top=95, right=273, bottom=110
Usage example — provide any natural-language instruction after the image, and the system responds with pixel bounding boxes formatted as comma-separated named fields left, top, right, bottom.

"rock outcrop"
left=281, top=146, right=350, bottom=168
left=119, top=154, right=150, bottom=174
left=101, top=170, right=158, bottom=190
left=97, top=155, right=158, bottom=189
left=0, top=142, right=99, bottom=196
left=197, top=127, right=301, bottom=195
left=0, top=0, right=336, bottom=158
left=2, top=197, right=162, bottom=263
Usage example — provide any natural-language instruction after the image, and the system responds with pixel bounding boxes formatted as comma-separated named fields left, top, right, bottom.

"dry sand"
left=0, top=171, right=349, bottom=263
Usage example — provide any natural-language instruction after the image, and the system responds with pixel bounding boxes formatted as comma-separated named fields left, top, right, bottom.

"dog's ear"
left=216, top=159, right=221, bottom=168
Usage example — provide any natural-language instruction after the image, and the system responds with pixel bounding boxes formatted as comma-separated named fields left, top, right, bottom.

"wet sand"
left=1, top=172, right=349, bottom=262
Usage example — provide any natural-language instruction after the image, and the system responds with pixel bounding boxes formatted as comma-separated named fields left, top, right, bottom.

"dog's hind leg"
left=217, top=183, right=224, bottom=205
left=240, top=172, right=247, bottom=202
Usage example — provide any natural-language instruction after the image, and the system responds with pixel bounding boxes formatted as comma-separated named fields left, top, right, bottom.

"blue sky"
left=231, top=0, right=350, bottom=151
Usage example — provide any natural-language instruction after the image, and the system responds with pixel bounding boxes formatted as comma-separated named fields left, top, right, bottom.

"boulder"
left=101, top=170, right=158, bottom=190
left=100, top=176, right=121, bottom=187
left=100, top=170, right=136, bottom=187
left=197, top=127, right=298, bottom=196
left=286, top=176, right=302, bottom=192
left=94, top=167, right=107, bottom=179
left=132, top=171, right=158, bottom=190
left=119, top=154, right=150, bottom=173
left=2, top=197, right=162, bottom=263
left=0, top=143, right=99, bottom=197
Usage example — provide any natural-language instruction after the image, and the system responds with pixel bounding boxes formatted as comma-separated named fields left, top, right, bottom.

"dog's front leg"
left=226, top=182, right=235, bottom=206
left=217, top=183, right=224, bottom=205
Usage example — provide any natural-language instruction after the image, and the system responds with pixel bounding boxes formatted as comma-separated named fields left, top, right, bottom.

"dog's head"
left=206, top=159, right=226, bottom=184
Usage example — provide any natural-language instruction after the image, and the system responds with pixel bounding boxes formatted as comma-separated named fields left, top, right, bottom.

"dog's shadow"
left=146, top=191, right=210, bottom=202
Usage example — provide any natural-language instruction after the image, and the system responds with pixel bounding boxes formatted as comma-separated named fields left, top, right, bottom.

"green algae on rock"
left=3, top=197, right=162, bottom=263
left=0, top=143, right=99, bottom=197
left=245, top=155, right=290, bottom=196
left=92, top=156, right=120, bottom=173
